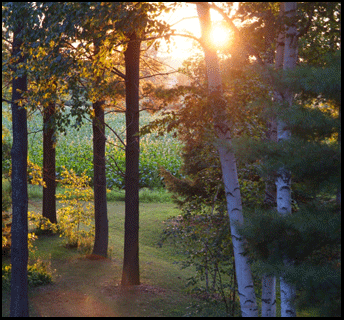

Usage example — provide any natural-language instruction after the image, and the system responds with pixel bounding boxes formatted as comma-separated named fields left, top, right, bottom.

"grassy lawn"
left=2, top=184, right=322, bottom=317
left=2, top=185, right=209, bottom=317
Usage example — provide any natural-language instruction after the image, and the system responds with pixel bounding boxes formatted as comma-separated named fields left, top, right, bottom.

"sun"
left=209, top=23, right=232, bottom=50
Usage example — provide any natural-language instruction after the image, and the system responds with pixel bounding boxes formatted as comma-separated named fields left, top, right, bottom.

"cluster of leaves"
left=55, top=166, right=95, bottom=252
left=232, top=49, right=341, bottom=316
left=2, top=211, right=12, bottom=256
left=237, top=202, right=341, bottom=316
left=2, top=214, right=38, bottom=258
left=2, top=130, right=12, bottom=179
left=2, top=215, right=52, bottom=290
left=28, top=165, right=95, bottom=251
left=156, top=53, right=268, bottom=208
left=155, top=46, right=270, bottom=316
left=2, top=259, right=54, bottom=291
left=28, top=212, right=58, bottom=236
left=2, top=177, right=11, bottom=213
left=160, top=202, right=239, bottom=316
left=27, top=159, right=46, bottom=187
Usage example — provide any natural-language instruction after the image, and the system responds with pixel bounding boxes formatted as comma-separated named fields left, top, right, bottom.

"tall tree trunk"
left=121, top=34, right=141, bottom=286
left=10, top=23, right=29, bottom=317
left=276, top=2, right=298, bottom=317
left=92, top=100, right=109, bottom=256
left=43, top=101, right=57, bottom=224
left=196, top=3, right=258, bottom=317
left=92, top=39, right=108, bottom=257
left=261, top=4, right=285, bottom=316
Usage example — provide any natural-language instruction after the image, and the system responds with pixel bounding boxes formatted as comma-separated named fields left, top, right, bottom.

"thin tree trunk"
left=121, top=33, right=141, bottom=286
left=43, top=101, right=57, bottom=224
left=261, top=4, right=285, bottom=316
left=10, top=23, right=29, bottom=317
left=277, top=2, right=298, bottom=317
left=92, top=38, right=108, bottom=257
left=92, top=100, right=108, bottom=256
left=261, top=276, right=277, bottom=317
left=196, top=3, right=258, bottom=317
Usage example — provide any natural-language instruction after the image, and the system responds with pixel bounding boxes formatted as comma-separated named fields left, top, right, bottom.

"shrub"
left=2, top=177, right=11, bottom=212
left=2, top=212, right=12, bottom=256
left=28, top=211, right=58, bottom=235
left=160, top=202, right=239, bottom=316
left=2, top=259, right=54, bottom=291
left=56, top=166, right=94, bottom=252
left=27, top=259, right=54, bottom=287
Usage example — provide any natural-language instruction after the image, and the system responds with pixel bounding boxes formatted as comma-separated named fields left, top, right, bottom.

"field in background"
left=2, top=105, right=183, bottom=189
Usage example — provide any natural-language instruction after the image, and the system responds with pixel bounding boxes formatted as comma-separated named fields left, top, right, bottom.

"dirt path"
left=31, top=287, right=119, bottom=317
left=29, top=256, right=168, bottom=317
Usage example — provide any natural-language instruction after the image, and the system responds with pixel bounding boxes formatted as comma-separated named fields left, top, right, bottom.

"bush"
left=28, top=211, right=58, bottom=235
left=2, top=259, right=54, bottom=291
left=56, top=166, right=94, bottom=252
left=2, top=177, right=11, bottom=212
left=160, top=202, right=238, bottom=316
left=2, top=212, right=12, bottom=256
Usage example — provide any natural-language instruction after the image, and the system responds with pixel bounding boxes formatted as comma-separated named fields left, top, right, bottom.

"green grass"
left=27, top=183, right=173, bottom=203
left=3, top=194, right=324, bottom=317
left=2, top=195, right=207, bottom=317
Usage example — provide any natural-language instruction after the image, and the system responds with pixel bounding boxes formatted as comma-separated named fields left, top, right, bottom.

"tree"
left=43, top=101, right=57, bottom=224
left=91, top=39, right=108, bottom=257
left=275, top=3, right=298, bottom=316
left=4, top=3, right=30, bottom=316
left=196, top=3, right=258, bottom=317
left=232, top=3, right=341, bottom=317
left=118, top=1, right=172, bottom=286
left=121, top=33, right=142, bottom=286
left=261, top=3, right=285, bottom=317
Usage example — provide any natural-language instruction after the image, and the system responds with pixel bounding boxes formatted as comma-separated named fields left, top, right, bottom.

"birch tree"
left=276, top=2, right=298, bottom=317
left=196, top=3, right=258, bottom=317
left=261, top=3, right=285, bottom=317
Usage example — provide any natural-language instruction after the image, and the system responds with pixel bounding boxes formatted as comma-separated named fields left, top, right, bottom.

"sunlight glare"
left=209, top=24, right=232, bottom=50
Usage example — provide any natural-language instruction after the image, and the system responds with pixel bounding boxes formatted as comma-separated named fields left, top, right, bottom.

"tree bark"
left=196, top=3, right=258, bottom=317
left=121, top=33, right=141, bottom=286
left=261, top=4, right=285, bottom=316
left=276, top=2, right=298, bottom=317
left=43, top=101, right=57, bottom=224
left=10, top=23, right=29, bottom=317
left=92, top=100, right=109, bottom=257
left=92, top=38, right=108, bottom=257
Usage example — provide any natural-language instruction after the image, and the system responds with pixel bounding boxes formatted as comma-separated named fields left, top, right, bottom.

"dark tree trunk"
left=92, top=100, right=108, bottom=257
left=43, top=101, right=57, bottom=224
left=121, top=34, right=141, bottom=286
left=10, top=24, right=29, bottom=317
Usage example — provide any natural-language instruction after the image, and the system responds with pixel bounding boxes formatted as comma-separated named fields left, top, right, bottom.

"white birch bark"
left=261, top=4, right=285, bottom=316
left=262, top=3, right=284, bottom=317
left=196, top=3, right=258, bottom=317
left=276, top=2, right=298, bottom=317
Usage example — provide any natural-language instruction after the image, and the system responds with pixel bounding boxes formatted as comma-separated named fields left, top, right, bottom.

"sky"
left=156, top=3, right=236, bottom=69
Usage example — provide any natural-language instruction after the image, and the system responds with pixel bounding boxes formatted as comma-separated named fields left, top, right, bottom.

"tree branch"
left=111, top=67, right=126, bottom=79
left=139, top=70, right=179, bottom=80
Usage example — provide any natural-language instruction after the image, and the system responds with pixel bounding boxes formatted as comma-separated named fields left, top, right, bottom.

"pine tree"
left=233, top=33, right=341, bottom=320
